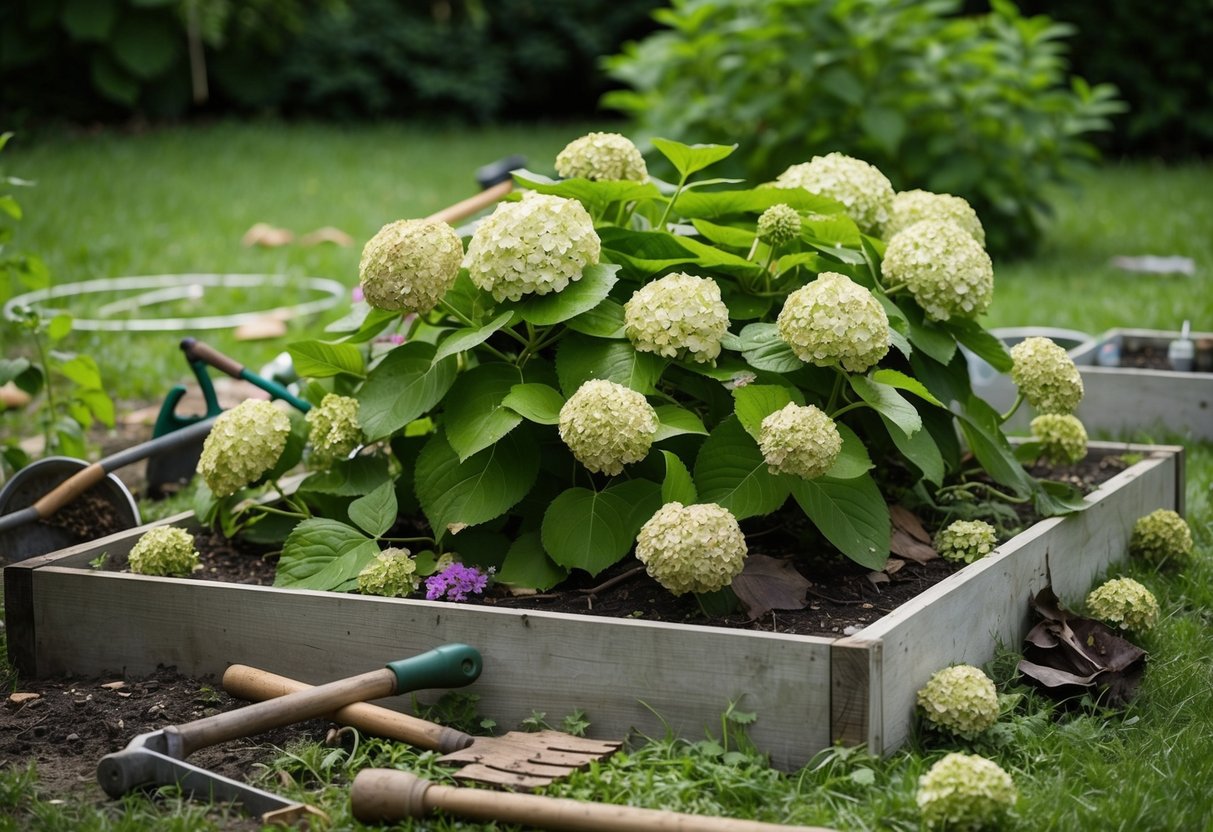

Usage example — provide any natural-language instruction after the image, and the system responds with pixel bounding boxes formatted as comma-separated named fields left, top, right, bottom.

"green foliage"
left=604, top=0, right=1124, bottom=255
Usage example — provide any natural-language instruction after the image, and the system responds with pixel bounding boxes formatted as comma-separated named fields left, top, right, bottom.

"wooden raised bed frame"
left=5, top=442, right=1184, bottom=769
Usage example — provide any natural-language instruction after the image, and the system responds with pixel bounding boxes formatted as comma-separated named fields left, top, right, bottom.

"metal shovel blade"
left=437, top=730, right=623, bottom=789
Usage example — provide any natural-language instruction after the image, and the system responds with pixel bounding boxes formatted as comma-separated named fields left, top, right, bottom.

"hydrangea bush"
left=199, top=136, right=1091, bottom=604
left=917, top=752, right=1017, bottom=831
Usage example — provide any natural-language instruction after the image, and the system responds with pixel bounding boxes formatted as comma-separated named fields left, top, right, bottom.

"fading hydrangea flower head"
left=635, top=502, right=747, bottom=595
left=917, top=752, right=1017, bottom=831
left=935, top=520, right=998, bottom=564
left=357, top=548, right=418, bottom=598
left=306, top=394, right=363, bottom=469
left=1030, top=413, right=1088, bottom=465
left=359, top=219, right=463, bottom=314
left=1086, top=577, right=1159, bottom=632
left=128, top=526, right=200, bottom=577
left=776, top=272, right=890, bottom=372
left=623, top=272, right=730, bottom=364
left=774, top=153, right=894, bottom=234
left=555, top=132, right=648, bottom=182
left=1010, top=337, right=1084, bottom=415
left=917, top=665, right=999, bottom=738
left=886, top=190, right=986, bottom=247
left=756, top=203, right=801, bottom=246
left=881, top=219, right=994, bottom=321
left=198, top=399, right=290, bottom=498
left=464, top=192, right=601, bottom=302
left=758, top=403, right=841, bottom=480
left=425, top=562, right=491, bottom=602
left=1130, top=509, right=1194, bottom=567
left=558, top=379, right=658, bottom=475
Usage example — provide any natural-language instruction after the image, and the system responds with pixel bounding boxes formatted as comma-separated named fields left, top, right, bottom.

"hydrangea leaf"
left=732, top=384, right=804, bottom=439
left=443, top=363, right=524, bottom=462
left=433, top=310, right=514, bottom=363
left=721, top=288, right=773, bottom=321
left=880, top=413, right=944, bottom=485
left=739, top=323, right=805, bottom=373
left=661, top=450, right=697, bottom=505
left=609, top=478, right=664, bottom=540
left=275, top=518, right=377, bottom=591
left=358, top=341, right=457, bottom=440
left=652, top=137, right=737, bottom=179
left=691, top=218, right=756, bottom=249
left=672, top=187, right=841, bottom=219
left=502, top=382, right=565, bottom=425
left=957, top=394, right=1034, bottom=494
left=791, top=474, right=890, bottom=570
left=296, top=455, right=391, bottom=497
left=598, top=227, right=699, bottom=278
left=565, top=297, right=626, bottom=338
left=541, top=487, right=635, bottom=576
left=326, top=302, right=398, bottom=337
left=801, top=214, right=862, bottom=249
left=555, top=333, right=666, bottom=395
left=445, top=528, right=510, bottom=572
left=803, top=240, right=867, bottom=265
left=512, top=263, right=620, bottom=326
left=348, top=480, right=398, bottom=539
left=496, top=530, right=568, bottom=591
left=693, top=416, right=792, bottom=520
left=899, top=301, right=957, bottom=365
left=674, top=236, right=765, bottom=279
left=849, top=375, right=922, bottom=438
left=512, top=170, right=662, bottom=213
left=947, top=318, right=1014, bottom=373
left=288, top=340, right=366, bottom=379
left=653, top=404, right=708, bottom=441
left=825, top=423, right=874, bottom=480
left=871, top=369, right=944, bottom=407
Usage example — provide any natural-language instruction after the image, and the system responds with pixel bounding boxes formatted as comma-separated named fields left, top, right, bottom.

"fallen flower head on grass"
left=917, top=752, right=1017, bottom=831
left=1010, top=337, right=1084, bottom=415
left=636, top=502, right=747, bottom=595
left=1030, top=413, right=1088, bottom=465
left=776, top=271, right=890, bottom=372
left=774, top=152, right=894, bottom=234
left=198, top=399, right=290, bottom=498
left=127, top=526, right=200, bottom=577
left=881, top=219, right=994, bottom=321
left=935, top=520, right=998, bottom=564
left=358, top=218, right=463, bottom=314
left=758, top=402, right=841, bottom=479
left=1086, top=577, right=1159, bottom=633
left=917, top=665, right=999, bottom=738
left=623, top=272, right=730, bottom=364
left=558, top=379, right=658, bottom=475
left=555, top=132, right=648, bottom=182
left=1130, top=508, right=1193, bottom=567
left=357, top=548, right=418, bottom=598
left=305, top=394, right=362, bottom=469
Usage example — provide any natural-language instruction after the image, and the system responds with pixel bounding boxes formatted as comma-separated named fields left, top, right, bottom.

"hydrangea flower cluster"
left=127, top=526, right=200, bottom=577
left=1009, top=337, right=1084, bottom=415
left=357, top=548, right=418, bottom=598
left=425, top=562, right=491, bottom=602
left=623, top=272, right=730, bottom=364
left=1086, top=577, right=1160, bottom=632
left=756, top=203, right=801, bottom=246
left=758, top=403, right=841, bottom=480
left=916, top=665, right=1000, bottom=738
left=885, top=190, right=986, bottom=247
left=198, top=399, right=290, bottom=498
left=774, top=153, right=894, bottom=234
left=935, top=520, right=998, bottom=564
left=776, top=272, right=890, bottom=372
left=359, top=219, right=463, bottom=314
left=635, top=502, right=747, bottom=595
left=306, top=394, right=363, bottom=469
left=1030, top=413, right=1088, bottom=465
left=881, top=219, right=994, bottom=321
left=555, top=132, right=648, bottom=182
left=917, top=752, right=1017, bottom=831
left=558, top=379, right=658, bottom=475
left=1130, top=509, right=1194, bottom=567
left=464, top=192, right=601, bottom=302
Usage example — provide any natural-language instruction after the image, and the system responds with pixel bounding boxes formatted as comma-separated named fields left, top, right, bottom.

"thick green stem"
left=999, top=392, right=1025, bottom=424
left=830, top=401, right=871, bottom=420
left=826, top=369, right=846, bottom=413
left=657, top=173, right=690, bottom=229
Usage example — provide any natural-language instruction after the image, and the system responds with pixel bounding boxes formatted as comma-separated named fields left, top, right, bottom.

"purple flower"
left=352, top=285, right=365, bottom=303
left=425, top=563, right=490, bottom=602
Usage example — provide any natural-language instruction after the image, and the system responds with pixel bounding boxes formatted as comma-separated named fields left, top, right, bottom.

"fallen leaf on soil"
left=241, top=222, right=294, bottom=247
left=866, top=571, right=890, bottom=586
left=100, top=681, right=126, bottom=690
left=732, top=554, right=810, bottom=619
left=298, top=226, right=354, bottom=247
left=890, top=505, right=937, bottom=563
left=7, top=693, right=40, bottom=707
left=884, top=557, right=905, bottom=575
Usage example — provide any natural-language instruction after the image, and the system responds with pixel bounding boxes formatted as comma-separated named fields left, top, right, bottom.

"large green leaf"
left=555, top=334, right=666, bottom=395
left=826, top=423, right=873, bottom=480
left=674, top=236, right=765, bottom=279
left=652, top=137, right=737, bottom=179
left=901, top=303, right=956, bottom=365
left=288, top=340, right=365, bottom=379
left=512, top=171, right=662, bottom=214
left=275, top=518, right=377, bottom=591
left=880, top=414, right=944, bottom=485
left=871, top=369, right=944, bottom=408
left=673, top=187, right=840, bottom=219
left=849, top=375, right=921, bottom=438
left=801, top=214, right=862, bottom=248
left=502, top=383, right=565, bottom=425
left=358, top=342, right=457, bottom=440
left=565, top=298, right=626, bottom=339
left=653, top=404, right=708, bottom=442
left=297, top=455, right=391, bottom=497
left=433, top=310, right=514, bottom=363
left=947, top=318, right=1014, bottom=373
left=732, top=384, right=801, bottom=439
left=791, top=475, right=890, bottom=570
left=512, top=264, right=620, bottom=326
left=739, top=323, right=805, bottom=373
left=958, top=395, right=1033, bottom=493
left=443, top=363, right=524, bottom=461
left=691, top=218, right=756, bottom=249
left=608, top=478, right=664, bottom=541
left=541, top=487, right=635, bottom=575
left=661, top=450, right=697, bottom=505
left=694, top=417, right=791, bottom=520
left=496, top=531, right=568, bottom=591
left=348, top=480, right=398, bottom=538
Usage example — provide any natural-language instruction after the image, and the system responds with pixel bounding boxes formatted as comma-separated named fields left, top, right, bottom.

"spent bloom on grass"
left=1010, top=337, right=1084, bottom=415
left=756, top=203, right=801, bottom=246
left=425, top=562, right=491, bottom=602
left=357, top=548, right=418, bottom=598
left=774, top=153, right=894, bottom=234
left=464, top=192, right=601, bottom=302
left=558, top=379, right=658, bottom=475
left=1030, top=413, right=1088, bottom=465
left=198, top=399, right=290, bottom=498
left=359, top=219, right=463, bottom=314
left=127, top=526, right=200, bottom=577
left=1130, top=509, right=1194, bottom=567
left=917, top=665, right=1000, bottom=738
left=882, top=219, right=994, bottom=321
left=935, top=520, right=998, bottom=564
left=1086, top=577, right=1160, bottom=633
left=917, top=752, right=1017, bottom=831
left=758, top=403, right=841, bottom=480
left=635, top=502, right=747, bottom=595
left=623, top=272, right=730, bottom=364
left=886, top=189, right=986, bottom=247
left=306, top=394, right=363, bottom=469
left=555, top=132, right=648, bottom=181
left=776, top=271, right=889, bottom=372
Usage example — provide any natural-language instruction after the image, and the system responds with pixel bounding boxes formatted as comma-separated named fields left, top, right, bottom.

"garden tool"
left=223, top=663, right=622, bottom=789
left=352, top=768, right=840, bottom=832
left=97, top=644, right=482, bottom=824
left=426, top=154, right=526, bottom=226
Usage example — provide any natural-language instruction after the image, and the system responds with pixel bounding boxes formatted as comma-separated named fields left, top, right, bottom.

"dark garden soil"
left=1120, top=340, right=1213, bottom=372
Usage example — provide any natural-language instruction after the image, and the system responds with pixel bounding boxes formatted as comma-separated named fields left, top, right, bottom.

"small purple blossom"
left=352, top=285, right=365, bottom=303
left=425, top=563, right=491, bottom=602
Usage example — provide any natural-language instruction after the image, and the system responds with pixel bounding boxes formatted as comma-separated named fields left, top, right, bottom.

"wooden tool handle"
left=181, top=338, right=244, bottom=378
left=351, top=769, right=839, bottom=832
left=31, top=462, right=107, bottom=518
left=426, top=180, right=513, bottom=226
left=222, top=665, right=472, bottom=754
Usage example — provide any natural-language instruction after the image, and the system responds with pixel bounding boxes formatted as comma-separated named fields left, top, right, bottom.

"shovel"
left=223, top=663, right=622, bottom=789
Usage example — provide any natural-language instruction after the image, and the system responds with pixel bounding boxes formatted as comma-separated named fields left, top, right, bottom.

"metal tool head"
left=476, top=154, right=527, bottom=189
left=437, top=730, right=623, bottom=789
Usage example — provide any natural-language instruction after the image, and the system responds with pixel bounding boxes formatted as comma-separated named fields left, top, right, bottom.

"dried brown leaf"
left=890, top=506, right=937, bottom=562
left=732, top=554, right=810, bottom=619
left=241, top=222, right=294, bottom=248
left=891, top=505, right=932, bottom=543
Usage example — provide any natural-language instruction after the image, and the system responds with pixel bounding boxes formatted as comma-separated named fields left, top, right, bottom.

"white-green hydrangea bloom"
left=306, top=394, right=363, bottom=469
left=882, top=219, right=994, bottom=321
left=756, top=203, right=801, bottom=246
left=886, top=189, right=986, bottom=247
left=1086, top=577, right=1159, bottom=632
left=359, top=219, right=463, bottom=314
left=1009, top=337, right=1084, bottom=415
left=774, top=153, right=894, bottom=234
left=357, top=548, right=418, bottom=598
left=758, top=403, right=841, bottom=480
left=635, top=502, right=748, bottom=595
left=555, top=132, right=648, bottom=182
left=623, top=272, right=730, bottom=364
left=917, top=665, right=999, bottom=738
left=127, top=526, right=200, bottom=577
left=198, top=399, right=290, bottom=498
left=917, top=752, right=1017, bottom=831
left=935, top=520, right=998, bottom=564
left=1130, top=508, right=1194, bottom=567
left=1030, top=413, right=1088, bottom=465
left=776, top=271, right=890, bottom=372
left=464, top=192, right=601, bottom=302
left=558, top=379, right=658, bottom=475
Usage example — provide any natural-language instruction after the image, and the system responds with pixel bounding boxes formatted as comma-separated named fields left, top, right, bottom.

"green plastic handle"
left=386, top=644, right=482, bottom=694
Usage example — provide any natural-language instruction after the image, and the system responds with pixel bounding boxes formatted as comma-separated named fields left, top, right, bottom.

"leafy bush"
left=603, top=0, right=1123, bottom=256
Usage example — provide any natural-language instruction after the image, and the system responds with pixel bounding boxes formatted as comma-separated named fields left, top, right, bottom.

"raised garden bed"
left=5, top=441, right=1183, bottom=770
